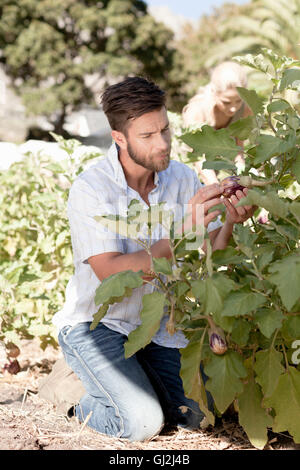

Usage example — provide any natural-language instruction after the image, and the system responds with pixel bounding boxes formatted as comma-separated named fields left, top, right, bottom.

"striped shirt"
left=52, top=143, right=223, bottom=348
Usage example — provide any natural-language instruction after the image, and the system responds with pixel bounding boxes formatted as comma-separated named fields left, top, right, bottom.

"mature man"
left=40, top=77, right=255, bottom=441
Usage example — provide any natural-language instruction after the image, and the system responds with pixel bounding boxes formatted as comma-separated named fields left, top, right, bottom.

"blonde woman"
left=182, top=61, right=252, bottom=185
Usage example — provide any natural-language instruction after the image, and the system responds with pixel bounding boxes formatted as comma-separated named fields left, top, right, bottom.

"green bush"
left=0, top=135, right=103, bottom=349
left=90, top=50, right=300, bottom=449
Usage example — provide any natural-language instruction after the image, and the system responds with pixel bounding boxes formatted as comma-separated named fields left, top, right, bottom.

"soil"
left=0, top=339, right=299, bottom=451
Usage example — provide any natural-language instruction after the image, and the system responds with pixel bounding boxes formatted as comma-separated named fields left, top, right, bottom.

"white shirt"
left=52, top=143, right=223, bottom=348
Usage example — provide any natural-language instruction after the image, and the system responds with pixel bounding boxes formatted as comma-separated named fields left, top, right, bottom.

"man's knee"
left=121, top=398, right=164, bottom=442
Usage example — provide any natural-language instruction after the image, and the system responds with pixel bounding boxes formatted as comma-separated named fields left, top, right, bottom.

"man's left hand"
left=222, top=188, right=257, bottom=224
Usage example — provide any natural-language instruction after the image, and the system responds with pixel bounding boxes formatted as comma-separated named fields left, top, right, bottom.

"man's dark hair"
left=101, top=77, right=166, bottom=134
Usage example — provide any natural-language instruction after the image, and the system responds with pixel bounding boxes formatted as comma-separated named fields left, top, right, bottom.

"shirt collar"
left=107, top=142, right=162, bottom=189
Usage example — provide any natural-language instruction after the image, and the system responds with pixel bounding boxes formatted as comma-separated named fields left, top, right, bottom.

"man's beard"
left=127, top=141, right=170, bottom=172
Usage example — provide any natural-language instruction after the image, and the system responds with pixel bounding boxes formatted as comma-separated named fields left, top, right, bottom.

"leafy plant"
left=90, top=50, right=300, bottom=449
left=204, top=0, right=300, bottom=94
left=0, top=135, right=103, bottom=350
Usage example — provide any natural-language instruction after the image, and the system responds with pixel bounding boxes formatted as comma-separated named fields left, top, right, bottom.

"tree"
left=0, top=0, right=180, bottom=134
left=170, top=3, right=246, bottom=106
left=204, top=0, right=300, bottom=89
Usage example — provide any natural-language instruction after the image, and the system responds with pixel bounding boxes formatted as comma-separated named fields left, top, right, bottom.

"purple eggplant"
left=3, top=359, right=21, bottom=375
left=220, top=176, right=246, bottom=198
left=208, top=327, right=228, bottom=355
left=220, top=175, right=271, bottom=198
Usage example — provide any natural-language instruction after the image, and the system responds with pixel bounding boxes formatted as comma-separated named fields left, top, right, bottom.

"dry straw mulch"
left=0, top=339, right=298, bottom=451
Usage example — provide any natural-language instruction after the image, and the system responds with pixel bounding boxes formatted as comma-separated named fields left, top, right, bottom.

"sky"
left=145, top=0, right=249, bottom=19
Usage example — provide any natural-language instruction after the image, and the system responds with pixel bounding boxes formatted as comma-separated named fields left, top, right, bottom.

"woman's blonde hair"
left=210, top=61, right=248, bottom=94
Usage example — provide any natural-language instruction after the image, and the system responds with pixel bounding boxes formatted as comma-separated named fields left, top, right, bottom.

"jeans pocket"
left=59, top=322, right=89, bottom=343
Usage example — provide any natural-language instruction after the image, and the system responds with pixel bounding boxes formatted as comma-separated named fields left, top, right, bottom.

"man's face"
left=125, top=106, right=172, bottom=172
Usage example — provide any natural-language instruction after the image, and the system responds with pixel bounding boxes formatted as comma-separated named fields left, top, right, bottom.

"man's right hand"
left=185, top=183, right=223, bottom=230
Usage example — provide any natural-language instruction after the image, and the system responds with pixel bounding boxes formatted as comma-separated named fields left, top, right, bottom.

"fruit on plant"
left=220, top=176, right=246, bottom=198
left=3, top=359, right=21, bottom=375
left=220, top=175, right=271, bottom=198
left=208, top=326, right=228, bottom=355
left=6, top=342, right=20, bottom=359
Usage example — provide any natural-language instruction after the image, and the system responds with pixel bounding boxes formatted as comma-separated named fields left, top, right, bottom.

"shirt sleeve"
left=192, top=170, right=223, bottom=233
left=67, top=178, right=124, bottom=264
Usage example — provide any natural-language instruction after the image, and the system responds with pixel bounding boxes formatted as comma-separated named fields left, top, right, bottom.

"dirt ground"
left=0, top=339, right=299, bottom=451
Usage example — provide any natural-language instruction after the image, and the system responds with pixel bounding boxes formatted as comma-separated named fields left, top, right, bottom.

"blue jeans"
left=58, top=321, right=213, bottom=442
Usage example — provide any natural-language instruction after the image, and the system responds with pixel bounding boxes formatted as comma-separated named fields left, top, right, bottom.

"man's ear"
left=111, top=130, right=127, bottom=150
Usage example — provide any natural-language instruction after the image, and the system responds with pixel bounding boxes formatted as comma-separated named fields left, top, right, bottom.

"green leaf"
left=191, top=273, right=236, bottom=315
left=212, top=312, right=236, bottom=333
left=94, top=270, right=144, bottom=306
left=291, top=158, right=300, bottom=184
left=255, top=246, right=274, bottom=272
left=254, top=308, right=284, bottom=339
left=55, top=230, right=69, bottom=248
left=236, top=87, right=264, bottom=115
left=231, top=319, right=252, bottom=346
left=27, top=323, right=53, bottom=337
left=180, top=125, right=241, bottom=161
left=290, top=201, right=300, bottom=223
left=40, top=236, right=54, bottom=254
left=221, top=289, right=267, bottom=317
left=254, top=349, right=285, bottom=399
left=264, top=368, right=300, bottom=443
left=202, top=161, right=236, bottom=171
left=90, top=304, right=109, bottom=331
left=238, top=378, right=273, bottom=450
left=45, top=162, right=66, bottom=173
left=254, top=134, right=295, bottom=165
left=204, top=351, right=247, bottom=413
left=124, top=292, right=166, bottom=358
left=238, top=190, right=289, bottom=219
left=232, top=224, right=258, bottom=250
left=177, top=318, right=205, bottom=331
left=268, top=254, right=300, bottom=310
left=228, top=115, right=257, bottom=140
left=280, top=68, right=300, bottom=91
left=152, top=257, right=173, bottom=276
left=281, top=316, right=300, bottom=342
left=267, top=99, right=291, bottom=114
left=270, top=221, right=299, bottom=242
left=180, top=339, right=215, bottom=425
left=212, top=246, right=246, bottom=265
left=175, top=282, right=190, bottom=298
left=234, top=53, right=270, bottom=76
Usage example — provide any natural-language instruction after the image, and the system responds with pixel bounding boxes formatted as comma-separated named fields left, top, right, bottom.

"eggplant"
left=220, top=176, right=245, bottom=198
left=3, top=359, right=21, bottom=375
left=208, top=326, right=228, bottom=355
left=220, top=175, right=271, bottom=198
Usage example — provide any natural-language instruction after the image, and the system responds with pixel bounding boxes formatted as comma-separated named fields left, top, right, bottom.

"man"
left=40, top=77, right=255, bottom=441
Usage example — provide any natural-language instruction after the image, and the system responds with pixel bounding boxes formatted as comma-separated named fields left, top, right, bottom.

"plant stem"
left=166, top=298, right=176, bottom=335
left=142, top=279, right=163, bottom=290
left=271, top=329, right=279, bottom=349
left=283, top=217, right=299, bottom=231
left=277, top=153, right=289, bottom=182
left=251, top=216, right=259, bottom=233
left=250, top=258, right=264, bottom=281
left=281, top=342, right=290, bottom=371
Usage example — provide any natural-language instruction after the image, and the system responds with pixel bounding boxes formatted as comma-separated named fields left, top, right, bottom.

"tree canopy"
left=0, top=0, right=180, bottom=133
